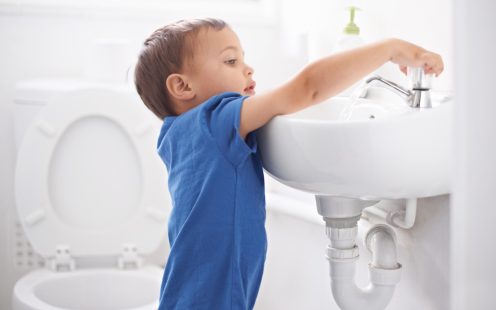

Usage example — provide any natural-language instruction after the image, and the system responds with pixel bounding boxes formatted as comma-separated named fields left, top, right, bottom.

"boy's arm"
left=239, top=38, right=444, bottom=139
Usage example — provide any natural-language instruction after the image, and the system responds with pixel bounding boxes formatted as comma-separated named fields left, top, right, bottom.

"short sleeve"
left=201, top=92, right=257, bottom=166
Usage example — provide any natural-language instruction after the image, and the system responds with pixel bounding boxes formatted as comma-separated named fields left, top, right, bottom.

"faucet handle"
left=407, top=67, right=432, bottom=90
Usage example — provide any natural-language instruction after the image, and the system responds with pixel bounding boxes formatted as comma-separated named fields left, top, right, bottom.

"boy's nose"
left=245, top=64, right=254, bottom=76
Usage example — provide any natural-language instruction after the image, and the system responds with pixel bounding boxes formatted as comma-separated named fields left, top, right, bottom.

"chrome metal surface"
left=363, top=73, right=433, bottom=108
left=408, top=67, right=432, bottom=89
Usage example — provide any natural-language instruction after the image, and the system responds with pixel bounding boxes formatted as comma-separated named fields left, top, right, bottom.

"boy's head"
left=135, top=18, right=256, bottom=119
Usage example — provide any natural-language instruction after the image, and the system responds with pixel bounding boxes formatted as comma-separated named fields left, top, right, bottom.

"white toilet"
left=12, top=79, right=170, bottom=310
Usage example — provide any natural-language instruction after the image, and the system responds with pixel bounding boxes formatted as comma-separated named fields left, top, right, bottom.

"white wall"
left=0, top=0, right=459, bottom=309
left=452, top=0, right=496, bottom=309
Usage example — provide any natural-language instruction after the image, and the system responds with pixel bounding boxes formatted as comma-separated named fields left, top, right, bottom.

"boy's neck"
left=173, top=98, right=201, bottom=115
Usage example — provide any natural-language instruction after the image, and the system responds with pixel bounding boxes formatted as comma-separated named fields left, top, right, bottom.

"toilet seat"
left=14, top=87, right=170, bottom=259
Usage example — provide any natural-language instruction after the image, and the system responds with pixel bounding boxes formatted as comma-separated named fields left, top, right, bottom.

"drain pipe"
left=363, top=199, right=417, bottom=229
left=316, top=196, right=402, bottom=310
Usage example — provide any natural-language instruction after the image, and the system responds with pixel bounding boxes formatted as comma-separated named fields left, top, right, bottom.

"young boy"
left=134, top=18, right=443, bottom=310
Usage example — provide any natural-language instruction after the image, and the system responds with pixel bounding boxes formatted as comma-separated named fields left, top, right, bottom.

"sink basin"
left=257, top=95, right=453, bottom=200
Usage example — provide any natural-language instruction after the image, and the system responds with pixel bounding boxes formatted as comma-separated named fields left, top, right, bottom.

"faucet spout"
left=362, top=75, right=433, bottom=109
left=364, top=76, right=412, bottom=98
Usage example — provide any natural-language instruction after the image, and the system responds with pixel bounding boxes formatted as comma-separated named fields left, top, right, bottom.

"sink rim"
left=274, top=96, right=451, bottom=125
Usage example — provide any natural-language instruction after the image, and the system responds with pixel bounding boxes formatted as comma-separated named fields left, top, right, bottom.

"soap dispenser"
left=334, top=6, right=366, bottom=97
left=334, top=6, right=365, bottom=53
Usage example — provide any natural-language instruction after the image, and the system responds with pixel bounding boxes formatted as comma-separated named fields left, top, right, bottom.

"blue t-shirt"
left=156, top=92, right=267, bottom=310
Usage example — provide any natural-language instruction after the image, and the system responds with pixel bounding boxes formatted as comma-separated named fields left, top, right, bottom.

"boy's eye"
left=225, top=59, right=237, bottom=65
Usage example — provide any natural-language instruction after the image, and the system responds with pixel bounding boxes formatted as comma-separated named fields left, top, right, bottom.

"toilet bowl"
left=12, top=80, right=170, bottom=310
left=13, top=267, right=162, bottom=310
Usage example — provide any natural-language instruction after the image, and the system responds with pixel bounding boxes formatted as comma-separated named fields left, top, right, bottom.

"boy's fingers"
left=423, top=53, right=444, bottom=77
left=399, top=65, right=408, bottom=75
left=423, top=65, right=434, bottom=74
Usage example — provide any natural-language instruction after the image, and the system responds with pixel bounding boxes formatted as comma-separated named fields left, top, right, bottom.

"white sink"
left=258, top=95, right=453, bottom=200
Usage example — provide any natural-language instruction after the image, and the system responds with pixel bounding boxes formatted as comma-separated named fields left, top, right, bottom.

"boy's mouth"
left=244, top=81, right=256, bottom=95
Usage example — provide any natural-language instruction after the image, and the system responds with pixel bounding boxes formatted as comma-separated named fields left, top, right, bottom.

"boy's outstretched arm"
left=239, top=38, right=444, bottom=139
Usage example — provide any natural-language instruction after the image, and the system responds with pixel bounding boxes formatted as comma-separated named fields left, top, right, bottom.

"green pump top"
left=343, top=6, right=360, bottom=35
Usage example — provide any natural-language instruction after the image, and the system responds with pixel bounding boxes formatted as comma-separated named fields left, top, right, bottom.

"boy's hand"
left=389, top=38, right=444, bottom=77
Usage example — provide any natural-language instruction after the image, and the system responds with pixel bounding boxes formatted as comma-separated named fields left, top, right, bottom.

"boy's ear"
left=165, top=73, right=195, bottom=100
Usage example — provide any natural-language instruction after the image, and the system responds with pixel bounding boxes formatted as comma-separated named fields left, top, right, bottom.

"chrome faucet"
left=360, top=67, right=433, bottom=108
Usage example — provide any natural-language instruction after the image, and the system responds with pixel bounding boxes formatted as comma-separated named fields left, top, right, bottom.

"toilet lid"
left=15, top=87, right=170, bottom=258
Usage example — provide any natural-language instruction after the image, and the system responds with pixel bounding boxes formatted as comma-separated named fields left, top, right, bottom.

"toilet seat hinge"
left=51, top=245, right=75, bottom=272
left=118, top=243, right=143, bottom=269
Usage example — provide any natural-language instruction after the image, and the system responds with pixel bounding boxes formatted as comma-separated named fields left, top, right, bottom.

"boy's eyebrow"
left=219, top=45, right=244, bottom=55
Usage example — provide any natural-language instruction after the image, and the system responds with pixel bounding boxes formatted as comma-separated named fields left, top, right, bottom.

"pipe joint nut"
left=326, top=245, right=359, bottom=262
left=327, top=226, right=358, bottom=241
left=369, top=263, right=402, bottom=285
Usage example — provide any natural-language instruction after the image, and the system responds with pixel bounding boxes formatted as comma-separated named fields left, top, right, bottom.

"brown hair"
left=134, top=18, right=228, bottom=119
